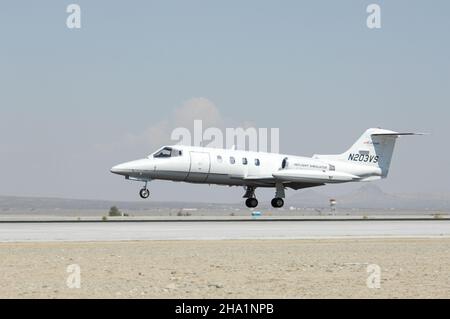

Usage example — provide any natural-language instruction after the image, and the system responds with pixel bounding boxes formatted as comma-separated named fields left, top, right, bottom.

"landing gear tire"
left=245, top=198, right=258, bottom=208
left=271, top=197, right=284, bottom=208
left=139, top=188, right=150, bottom=199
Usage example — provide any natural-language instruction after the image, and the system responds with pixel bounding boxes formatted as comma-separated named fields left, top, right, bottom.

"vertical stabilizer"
left=314, top=128, right=424, bottom=177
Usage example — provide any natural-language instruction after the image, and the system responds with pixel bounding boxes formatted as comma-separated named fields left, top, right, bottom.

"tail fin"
left=314, top=128, right=424, bottom=177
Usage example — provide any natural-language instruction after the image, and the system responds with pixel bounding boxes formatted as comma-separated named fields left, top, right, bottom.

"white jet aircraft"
left=111, top=128, right=423, bottom=208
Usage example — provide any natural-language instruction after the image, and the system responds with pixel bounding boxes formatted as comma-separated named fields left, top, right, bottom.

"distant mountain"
left=1, top=184, right=450, bottom=212
left=0, top=195, right=237, bottom=211
left=287, top=189, right=330, bottom=208
left=338, top=183, right=396, bottom=207
left=288, top=184, right=450, bottom=211
left=340, top=184, right=450, bottom=210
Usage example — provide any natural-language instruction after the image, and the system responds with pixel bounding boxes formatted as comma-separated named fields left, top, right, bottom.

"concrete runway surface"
left=0, top=220, right=449, bottom=242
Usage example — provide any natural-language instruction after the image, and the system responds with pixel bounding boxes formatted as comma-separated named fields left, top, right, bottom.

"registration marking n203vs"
left=348, top=153, right=379, bottom=163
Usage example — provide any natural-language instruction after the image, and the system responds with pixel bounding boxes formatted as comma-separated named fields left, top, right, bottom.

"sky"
left=0, top=0, right=449, bottom=202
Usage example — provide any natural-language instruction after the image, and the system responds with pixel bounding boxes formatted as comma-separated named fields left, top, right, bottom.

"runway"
left=0, top=220, right=449, bottom=242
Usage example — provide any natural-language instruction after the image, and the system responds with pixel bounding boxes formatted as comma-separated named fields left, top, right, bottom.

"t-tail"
left=314, top=128, right=425, bottom=179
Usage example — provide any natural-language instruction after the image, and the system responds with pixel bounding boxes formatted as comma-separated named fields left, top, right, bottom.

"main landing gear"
left=271, top=197, right=284, bottom=208
left=270, top=183, right=285, bottom=208
left=245, top=198, right=259, bottom=208
left=243, top=186, right=258, bottom=208
left=139, top=181, right=150, bottom=199
left=242, top=185, right=286, bottom=208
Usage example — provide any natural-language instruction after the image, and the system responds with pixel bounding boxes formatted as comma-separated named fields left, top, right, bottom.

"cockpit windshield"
left=152, top=147, right=182, bottom=158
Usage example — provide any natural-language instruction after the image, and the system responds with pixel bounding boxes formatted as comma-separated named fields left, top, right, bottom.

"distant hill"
left=1, top=184, right=450, bottom=212
left=0, top=195, right=236, bottom=211
left=288, top=184, right=450, bottom=211
left=286, top=189, right=330, bottom=208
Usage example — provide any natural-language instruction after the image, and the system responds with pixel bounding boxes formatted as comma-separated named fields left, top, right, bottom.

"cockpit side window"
left=171, top=148, right=182, bottom=157
left=153, top=147, right=173, bottom=158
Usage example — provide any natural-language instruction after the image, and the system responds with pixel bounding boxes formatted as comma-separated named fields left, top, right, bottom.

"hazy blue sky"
left=1, top=1, right=449, bottom=202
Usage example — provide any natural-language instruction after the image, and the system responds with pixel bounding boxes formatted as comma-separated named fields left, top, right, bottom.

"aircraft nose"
left=110, top=159, right=153, bottom=176
left=110, top=163, right=132, bottom=175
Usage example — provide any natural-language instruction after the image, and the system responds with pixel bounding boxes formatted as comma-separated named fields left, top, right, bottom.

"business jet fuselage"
left=111, top=128, right=422, bottom=208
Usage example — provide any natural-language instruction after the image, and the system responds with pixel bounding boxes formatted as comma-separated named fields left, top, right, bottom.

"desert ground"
left=0, top=238, right=449, bottom=298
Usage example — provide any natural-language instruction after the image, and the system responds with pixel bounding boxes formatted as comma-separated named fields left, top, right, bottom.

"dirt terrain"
left=0, top=238, right=449, bottom=298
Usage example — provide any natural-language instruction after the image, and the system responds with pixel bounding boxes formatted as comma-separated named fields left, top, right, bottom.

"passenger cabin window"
left=242, top=158, right=248, bottom=165
left=230, top=156, right=236, bottom=164
left=217, top=155, right=223, bottom=163
left=282, top=157, right=288, bottom=169
left=255, top=158, right=260, bottom=166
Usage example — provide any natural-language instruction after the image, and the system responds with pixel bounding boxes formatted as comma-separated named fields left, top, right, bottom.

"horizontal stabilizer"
left=371, top=132, right=427, bottom=136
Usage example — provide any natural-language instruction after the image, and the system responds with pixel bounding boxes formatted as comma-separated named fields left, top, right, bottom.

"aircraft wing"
left=240, top=168, right=358, bottom=189
left=244, top=175, right=276, bottom=181
left=273, top=170, right=360, bottom=183
left=246, top=176, right=323, bottom=190
left=286, top=182, right=324, bottom=190
left=243, top=174, right=327, bottom=191
left=242, top=175, right=277, bottom=186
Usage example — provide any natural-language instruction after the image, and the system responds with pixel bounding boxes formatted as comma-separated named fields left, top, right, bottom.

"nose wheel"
left=139, top=181, right=150, bottom=199
left=139, top=188, right=150, bottom=199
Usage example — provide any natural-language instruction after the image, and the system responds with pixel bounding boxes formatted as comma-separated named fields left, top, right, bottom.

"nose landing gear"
left=139, top=188, right=150, bottom=199
left=139, top=181, right=150, bottom=199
